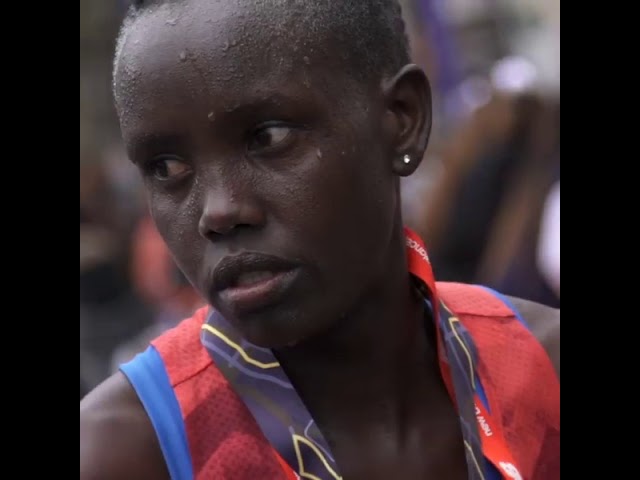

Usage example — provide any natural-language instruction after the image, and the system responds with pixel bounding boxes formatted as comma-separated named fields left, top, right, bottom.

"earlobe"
left=383, top=64, right=432, bottom=176
left=392, top=153, right=420, bottom=177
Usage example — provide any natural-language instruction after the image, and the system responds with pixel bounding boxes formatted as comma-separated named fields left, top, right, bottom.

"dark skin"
left=81, top=1, right=560, bottom=478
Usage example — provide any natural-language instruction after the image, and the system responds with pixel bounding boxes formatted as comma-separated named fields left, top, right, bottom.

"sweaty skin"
left=81, top=1, right=559, bottom=478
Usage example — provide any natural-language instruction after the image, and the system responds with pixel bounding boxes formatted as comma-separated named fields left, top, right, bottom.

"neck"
left=274, top=227, right=442, bottom=438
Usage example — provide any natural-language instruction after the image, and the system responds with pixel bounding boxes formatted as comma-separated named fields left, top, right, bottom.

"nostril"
left=200, top=223, right=256, bottom=242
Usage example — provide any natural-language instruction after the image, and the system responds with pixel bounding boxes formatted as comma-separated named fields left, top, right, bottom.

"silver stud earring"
left=403, top=154, right=411, bottom=164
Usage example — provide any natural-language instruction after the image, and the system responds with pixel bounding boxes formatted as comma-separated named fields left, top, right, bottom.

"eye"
left=145, top=156, right=191, bottom=181
left=248, top=124, right=292, bottom=152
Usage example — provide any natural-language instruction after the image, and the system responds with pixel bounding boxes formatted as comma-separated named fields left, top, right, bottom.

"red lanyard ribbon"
left=404, top=227, right=523, bottom=480
left=474, top=396, right=523, bottom=479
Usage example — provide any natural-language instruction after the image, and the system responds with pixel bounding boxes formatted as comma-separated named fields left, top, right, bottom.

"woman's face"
left=114, top=0, right=429, bottom=347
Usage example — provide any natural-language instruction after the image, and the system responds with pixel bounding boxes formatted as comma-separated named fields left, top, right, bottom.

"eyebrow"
left=222, top=92, right=307, bottom=117
left=126, top=133, right=187, bottom=163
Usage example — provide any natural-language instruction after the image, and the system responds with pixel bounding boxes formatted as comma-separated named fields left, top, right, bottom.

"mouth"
left=212, top=253, right=301, bottom=315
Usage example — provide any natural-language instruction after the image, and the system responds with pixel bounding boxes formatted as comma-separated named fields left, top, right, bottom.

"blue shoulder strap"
left=478, top=286, right=531, bottom=331
left=120, top=346, right=193, bottom=480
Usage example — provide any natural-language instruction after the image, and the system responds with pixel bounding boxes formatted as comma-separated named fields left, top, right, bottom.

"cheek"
left=283, top=145, right=396, bottom=275
left=148, top=194, right=204, bottom=278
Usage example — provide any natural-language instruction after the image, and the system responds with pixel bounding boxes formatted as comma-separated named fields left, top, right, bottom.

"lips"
left=211, top=253, right=301, bottom=315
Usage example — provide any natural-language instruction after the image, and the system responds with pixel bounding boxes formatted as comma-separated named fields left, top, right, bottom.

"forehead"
left=114, top=0, right=362, bottom=128
left=121, top=0, right=302, bottom=69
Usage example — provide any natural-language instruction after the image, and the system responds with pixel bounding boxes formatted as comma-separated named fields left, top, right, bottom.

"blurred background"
left=80, top=0, right=560, bottom=399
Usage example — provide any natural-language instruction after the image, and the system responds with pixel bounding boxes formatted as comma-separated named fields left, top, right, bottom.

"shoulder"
left=80, top=372, right=169, bottom=480
left=80, top=308, right=210, bottom=480
left=507, top=296, right=560, bottom=379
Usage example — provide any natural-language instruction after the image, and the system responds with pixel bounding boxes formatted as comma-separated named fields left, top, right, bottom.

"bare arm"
left=508, top=297, right=560, bottom=379
left=80, top=372, right=170, bottom=480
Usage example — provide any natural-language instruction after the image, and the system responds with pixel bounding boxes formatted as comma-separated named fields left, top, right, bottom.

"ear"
left=382, top=64, right=432, bottom=177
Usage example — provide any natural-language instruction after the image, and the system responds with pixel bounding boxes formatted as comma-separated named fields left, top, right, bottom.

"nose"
left=197, top=188, right=265, bottom=240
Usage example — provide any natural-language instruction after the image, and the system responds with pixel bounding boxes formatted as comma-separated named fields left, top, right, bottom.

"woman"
left=80, top=1, right=559, bottom=479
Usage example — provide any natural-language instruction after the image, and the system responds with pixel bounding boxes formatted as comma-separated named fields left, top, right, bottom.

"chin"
left=229, top=305, right=323, bottom=349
